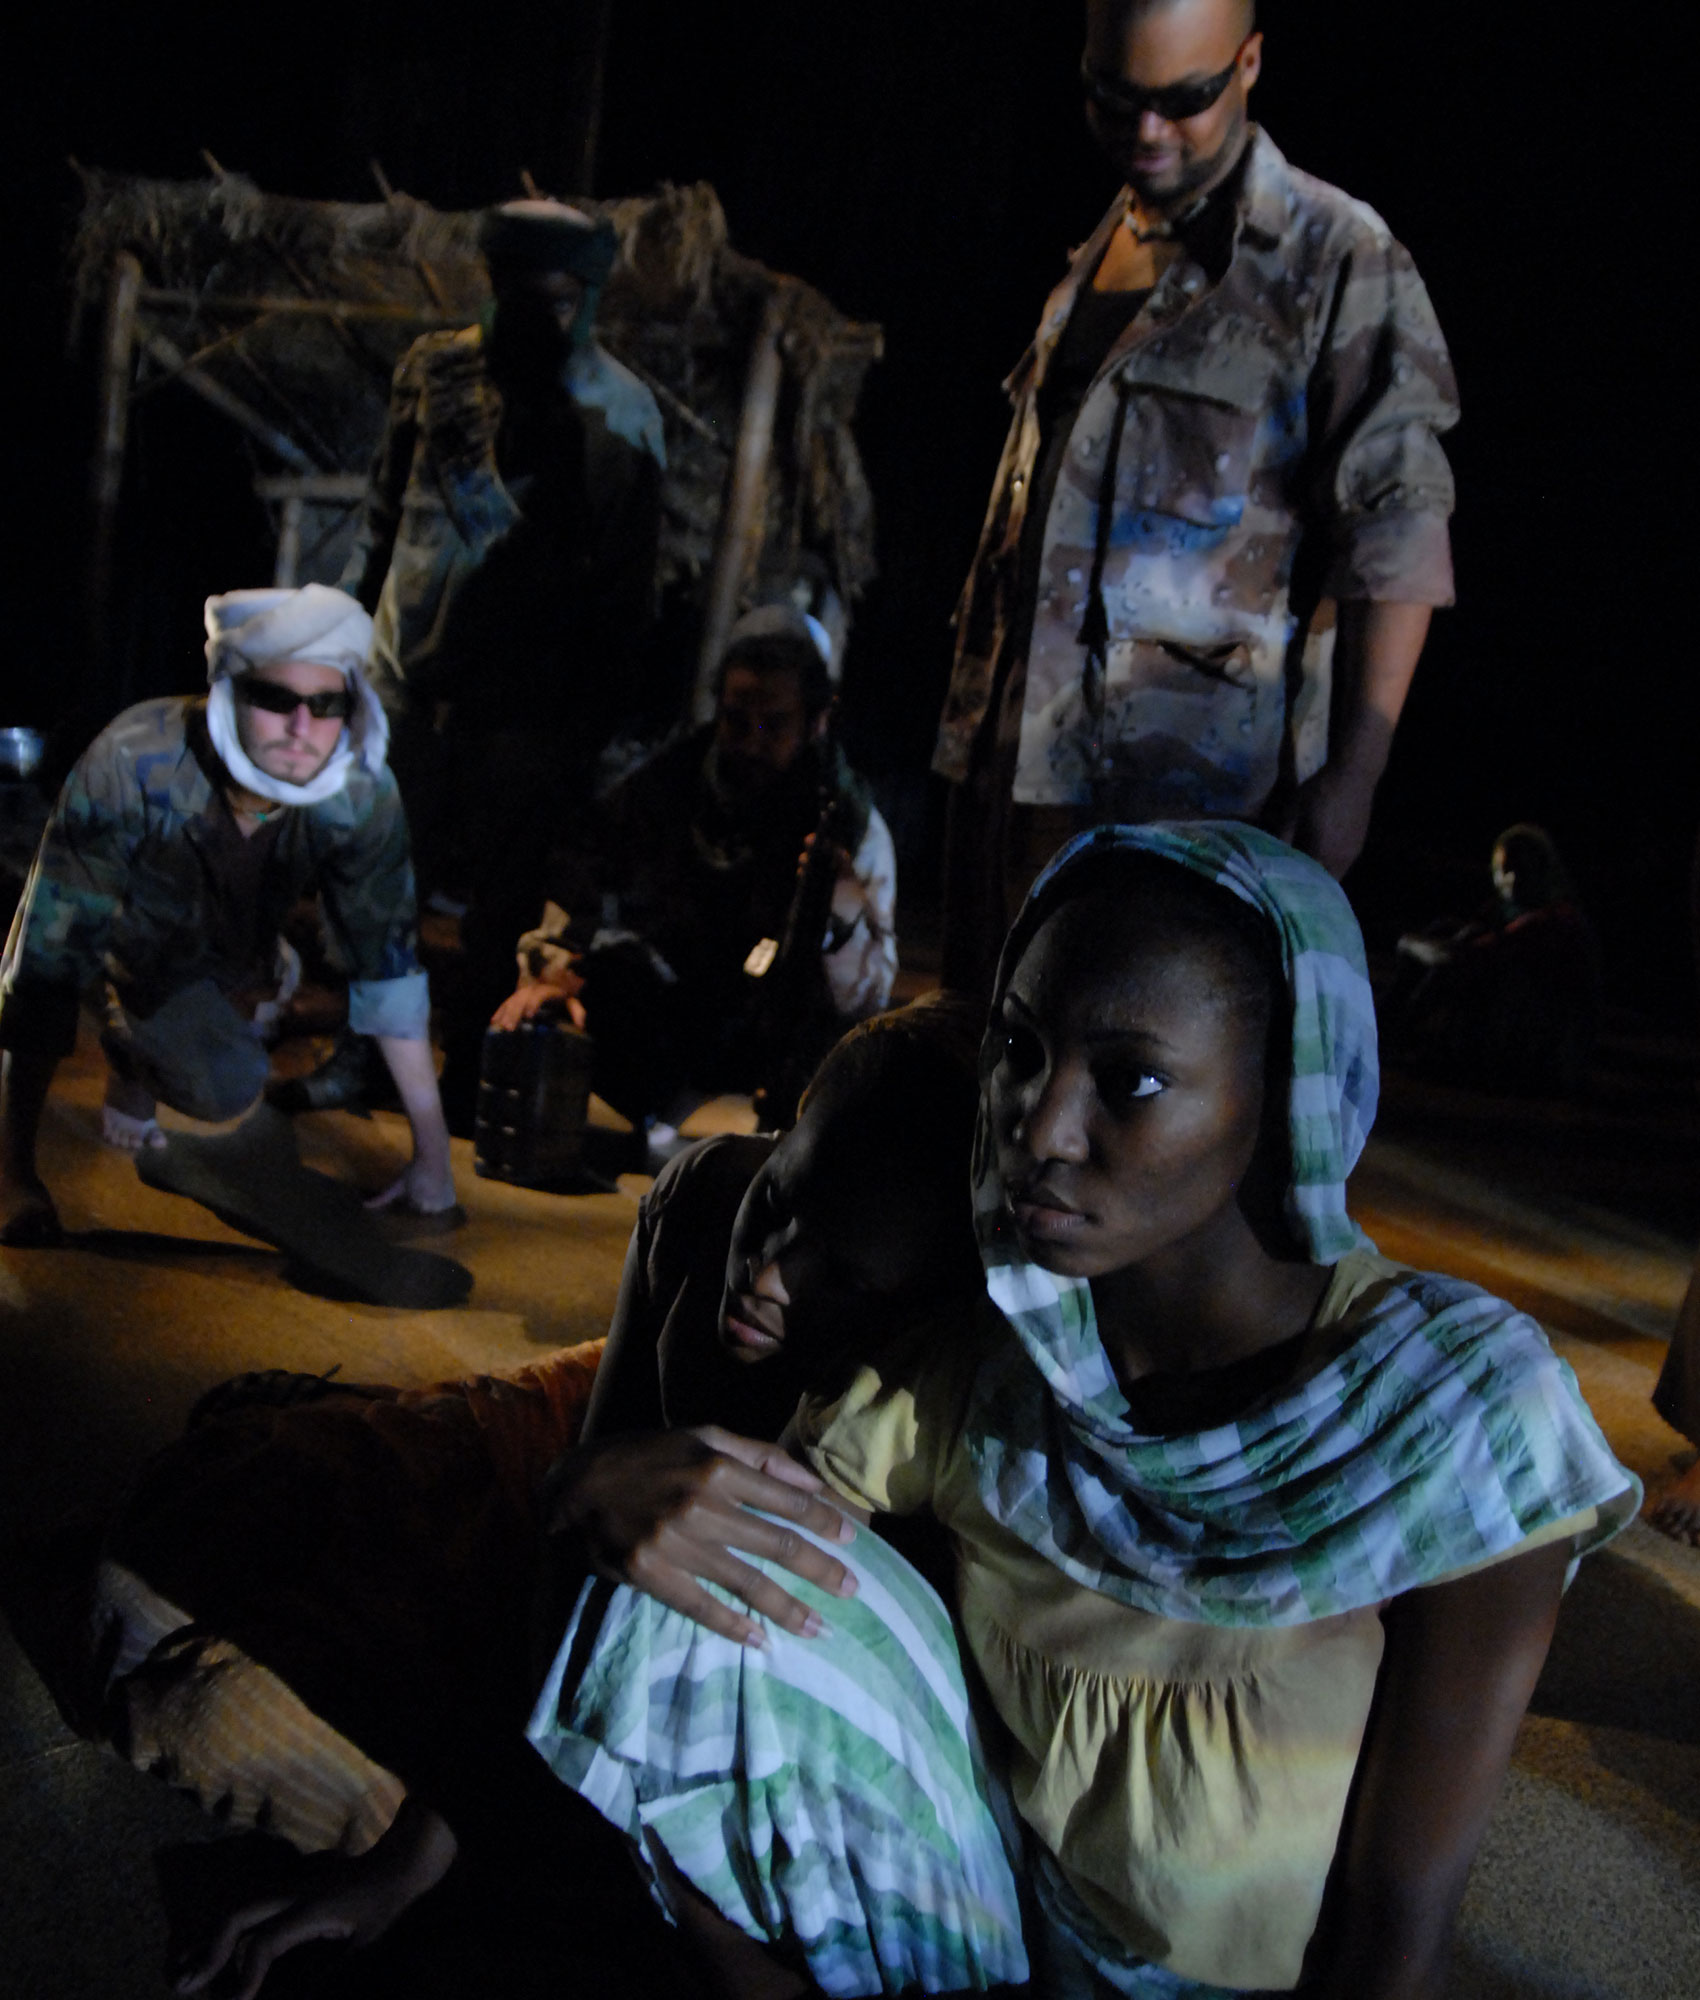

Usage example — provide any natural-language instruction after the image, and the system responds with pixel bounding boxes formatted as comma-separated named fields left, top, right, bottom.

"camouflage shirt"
left=0, top=699, right=427, bottom=1056
left=341, top=326, right=665, bottom=727
left=935, top=128, right=1459, bottom=822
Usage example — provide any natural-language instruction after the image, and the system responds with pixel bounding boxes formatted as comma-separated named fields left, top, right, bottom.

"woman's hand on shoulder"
left=545, top=1426, right=859, bottom=1648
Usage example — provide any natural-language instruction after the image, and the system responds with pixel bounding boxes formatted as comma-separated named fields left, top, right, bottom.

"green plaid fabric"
left=527, top=1520, right=1030, bottom=1995
left=981, top=819, right=1377, bottom=1266
left=967, top=822, right=1639, bottom=1626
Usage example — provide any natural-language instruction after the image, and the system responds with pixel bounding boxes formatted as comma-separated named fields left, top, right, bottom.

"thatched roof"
left=70, top=167, right=882, bottom=602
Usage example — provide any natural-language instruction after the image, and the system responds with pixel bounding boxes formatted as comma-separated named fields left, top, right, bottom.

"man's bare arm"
left=364, top=1034, right=457, bottom=1214
left=1285, top=599, right=1432, bottom=877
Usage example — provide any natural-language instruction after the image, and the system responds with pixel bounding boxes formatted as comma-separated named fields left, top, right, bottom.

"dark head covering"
left=478, top=199, right=617, bottom=282
left=984, top=821, right=1378, bottom=1264
left=718, top=603, right=835, bottom=714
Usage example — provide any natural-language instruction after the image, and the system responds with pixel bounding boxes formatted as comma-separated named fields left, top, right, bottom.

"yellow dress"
left=797, top=1248, right=1596, bottom=1991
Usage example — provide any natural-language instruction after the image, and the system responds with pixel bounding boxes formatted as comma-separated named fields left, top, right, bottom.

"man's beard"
left=248, top=739, right=334, bottom=783
left=1130, top=107, right=1248, bottom=213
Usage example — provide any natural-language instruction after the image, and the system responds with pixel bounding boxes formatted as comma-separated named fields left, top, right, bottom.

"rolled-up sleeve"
left=347, top=970, right=430, bottom=1040
left=0, top=737, right=140, bottom=1055
left=315, top=770, right=431, bottom=1040
left=1309, top=234, right=1460, bottom=606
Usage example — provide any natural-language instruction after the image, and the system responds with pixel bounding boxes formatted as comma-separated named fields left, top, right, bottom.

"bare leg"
left=1, top=1047, right=63, bottom=1243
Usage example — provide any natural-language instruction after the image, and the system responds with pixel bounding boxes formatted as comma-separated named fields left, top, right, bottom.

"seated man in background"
left=1381, top=822, right=1600, bottom=1097
left=0, top=585, right=455, bottom=1246
left=478, top=605, right=897, bottom=1145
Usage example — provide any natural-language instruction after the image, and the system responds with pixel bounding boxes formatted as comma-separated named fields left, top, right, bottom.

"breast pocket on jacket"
left=1112, top=385, right=1262, bottom=534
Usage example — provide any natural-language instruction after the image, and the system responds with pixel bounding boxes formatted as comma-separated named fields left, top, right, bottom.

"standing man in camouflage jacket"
left=938, top=0, right=1459, bottom=992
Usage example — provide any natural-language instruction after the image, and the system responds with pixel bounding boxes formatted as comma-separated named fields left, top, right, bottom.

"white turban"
left=202, top=585, right=388, bottom=807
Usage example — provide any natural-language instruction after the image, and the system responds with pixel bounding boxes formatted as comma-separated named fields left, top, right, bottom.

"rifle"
left=746, top=703, right=857, bottom=1130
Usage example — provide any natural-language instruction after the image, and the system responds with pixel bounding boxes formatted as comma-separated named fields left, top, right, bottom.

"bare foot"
left=0, top=1173, right=62, bottom=1247
left=1647, top=1457, right=1700, bottom=1547
left=102, top=1073, right=165, bottom=1152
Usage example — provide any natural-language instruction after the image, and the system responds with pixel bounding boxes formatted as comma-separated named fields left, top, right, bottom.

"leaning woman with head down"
left=530, top=823, right=1638, bottom=2000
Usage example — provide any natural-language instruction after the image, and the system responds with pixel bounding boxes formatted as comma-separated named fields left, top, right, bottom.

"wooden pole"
left=138, top=288, right=462, bottom=325
left=200, top=151, right=391, bottom=383
left=273, top=495, right=304, bottom=586
left=86, top=250, right=142, bottom=692
left=559, top=0, right=613, bottom=196
left=138, top=329, right=315, bottom=471
left=370, top=159, right=451, bottom=311
left=254, top=477, right=370, bottom=587
left=692, top=288, right=788, bottom=723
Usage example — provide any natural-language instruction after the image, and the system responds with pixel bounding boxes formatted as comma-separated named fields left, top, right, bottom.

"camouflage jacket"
left=935, top=128, right=1459, bottom=822
left=0, top=699, right=427, bottom=1057
left=341, top=326, right=665, bottom=724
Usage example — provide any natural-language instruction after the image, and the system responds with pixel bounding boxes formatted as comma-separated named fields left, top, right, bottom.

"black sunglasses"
left=235, top=678, right=354, bottom=722
left=1080, top=40, right=1248, bottom=126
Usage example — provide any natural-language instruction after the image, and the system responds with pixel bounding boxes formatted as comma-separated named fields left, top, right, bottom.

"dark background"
left=7, top=0, right=1693, bottom=1011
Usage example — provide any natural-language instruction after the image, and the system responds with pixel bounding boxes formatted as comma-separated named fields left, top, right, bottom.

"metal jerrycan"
left=474, top=1015, right=596, bottom=1186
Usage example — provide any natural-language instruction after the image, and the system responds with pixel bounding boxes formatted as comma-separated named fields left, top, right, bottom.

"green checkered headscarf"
left=966, top=822, right=1637, bottom=1626
left=986, top=819, right=1375, bottom=1264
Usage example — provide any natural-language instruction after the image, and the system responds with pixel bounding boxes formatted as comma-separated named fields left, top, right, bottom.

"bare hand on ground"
left=172, top=1801, right=457, bottom=2000
left=365, top=1155, right=458, bottom=1215
left=0, top=1172, right=62, bottom=1247
left=547, top=1427, right=859, bottom=1647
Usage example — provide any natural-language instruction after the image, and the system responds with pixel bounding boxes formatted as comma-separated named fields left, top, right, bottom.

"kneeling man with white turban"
left=0, top=585, right=456, bottom=1245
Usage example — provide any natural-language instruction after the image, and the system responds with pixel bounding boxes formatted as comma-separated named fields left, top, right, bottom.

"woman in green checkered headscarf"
left=963, top=822, right=1635, bottom=1629
left=534, top=821, right=1639, bottom=2000
left=940, top=820, right=1639, bottom=1994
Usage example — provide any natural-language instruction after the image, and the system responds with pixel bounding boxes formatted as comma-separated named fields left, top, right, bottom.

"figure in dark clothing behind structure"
left=478, top=606, right=897, bottom=1146
left=1382, top=823, right=1600, bottom=1097
left=341, top=197, right=664, bottom=786
left=288, top=199, right=665, bottom=1115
